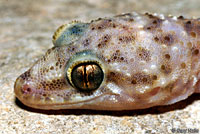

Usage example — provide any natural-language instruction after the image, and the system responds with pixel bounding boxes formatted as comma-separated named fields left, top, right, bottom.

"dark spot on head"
left=129, top=18, right=134, bottom=22
left=58, top=57, right=61, bottom=62
left=147, top=27, right=151, bottom=30
left=131, top=79, right=137, bottom=84
left=50, top=66, right=54, bottom=70
left=142, top=77, right=148, bottom=82
left=97, top=18, right=102, bottom=21
left=154, top=36, right=159, bottom=41
left=161, top=65, right=165, bottom=70
left=68, top=46, right=76, bottom=52
left=107, top=71, right=128, bottom=85
left=182, top=19, right=200, bottom=37
left=112, top=24, right=116, bottom=28
left=118, top=35, right=135, bottom=43
left=110, top=51, right=127, bottom=63
left=137, top=47, right=151, bottom=61
left=181, top=62, right=186, bottom=69
left=190, top=32, right=196, bottom=38
left=146, top=13, right=154, bottom=19
left=40, top=79, right=65, bottom=90
left=164, top=36, right=170, bottom=42
left=98, top=26, right=102, bottom=30
left=164, top=54, right=171, bottom=59
left=160, top=64, right=172, bottom=74
left=98, top=34, right=111, bottom=48
left=144, top=15, right=163, bottom=31
left=186, top=21, right=191, bottom=25
left=152, top=20, right=158, bottom=24
left=131, top=73, right=152, bottom=85
left=122, top=25, right=128, bottom=29
left=178, top=16, right=184, bottom=19
left=21, top=70, right=31, bottom=80
left=92, top=19, right=118, bottom=31
left=193, top=49, right=199, bottom=55
left=155, top=34, right=175, bottom=46
left=43, top=57, right=47, bottom=61
left=69, top=25, right=84, bottom=35
left=163, top=82, right=175, bottom=93
left=83, top=38, right=91, bottom=46
left=47, top=49, right=52, bottom=55
left=56, top=62, right=59, bottom=66
left=152, top=75, right=158, bottom=80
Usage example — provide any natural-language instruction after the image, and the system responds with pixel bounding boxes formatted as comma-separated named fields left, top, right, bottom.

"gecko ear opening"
left=52, top=21, right=89, bottom=47
left=65, top=50, right=105, bottom=91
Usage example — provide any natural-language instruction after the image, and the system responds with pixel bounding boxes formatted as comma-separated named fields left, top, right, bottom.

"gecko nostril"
left=21, top=84, right=32, bottom=94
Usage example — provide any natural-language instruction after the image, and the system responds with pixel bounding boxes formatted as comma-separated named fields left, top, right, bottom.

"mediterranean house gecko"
left=14, top=12, right=200, bottom=110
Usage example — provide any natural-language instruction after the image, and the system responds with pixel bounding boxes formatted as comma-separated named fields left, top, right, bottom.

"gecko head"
left=14, top=20, right=133, bottom=110
left=14, top=47, right=122, bottom=110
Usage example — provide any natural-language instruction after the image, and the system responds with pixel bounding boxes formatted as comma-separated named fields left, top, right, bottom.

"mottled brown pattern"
left=82, top=38, right=91, bottom=47
left=136, top=47, right=151, bottom=61
left=154, top=33, right=175, bottom=46
left=20, top=70, right=31, bottom=81
left=160, top=62, right=172, bottom=75
left=98, top=34, right=111, bottom=48
left=90, top=19, right=118, bottom=31
left=107, top=71, right=128, bottom=85
left=144, top=13, right=163, bottom=31
left=192, top=47, right=200, bottom=56
left=37, top=79, right=65, bottom=91
left=183, top=19, right=200, bottom=37
left=118, top=35, right=135, bottom=43
left=110, top=50, right=127, bottom=62
left=162, top=82, right=175, bottom=93
left=131, top=73, right=153, bottom=85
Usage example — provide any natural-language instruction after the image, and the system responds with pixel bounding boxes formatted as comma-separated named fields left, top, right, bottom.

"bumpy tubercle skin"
left=14, top=12, right=200, bottom=110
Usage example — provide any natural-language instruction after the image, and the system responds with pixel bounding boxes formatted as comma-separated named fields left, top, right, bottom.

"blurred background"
left=0, top=0, right=200, bottom=133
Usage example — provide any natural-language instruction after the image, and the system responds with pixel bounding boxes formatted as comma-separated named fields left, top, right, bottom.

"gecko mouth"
left=14, top=75, right=114, bottom=110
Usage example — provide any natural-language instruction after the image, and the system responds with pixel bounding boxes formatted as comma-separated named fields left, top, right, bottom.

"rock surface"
left=0, top=0, right=200, bottom=133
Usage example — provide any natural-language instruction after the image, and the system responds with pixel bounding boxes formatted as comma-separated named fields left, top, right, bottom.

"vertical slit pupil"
left=71, top=62, right=104, bottom=91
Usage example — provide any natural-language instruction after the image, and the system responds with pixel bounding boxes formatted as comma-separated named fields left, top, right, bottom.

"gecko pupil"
left=71, top=63, right=103, bottom=91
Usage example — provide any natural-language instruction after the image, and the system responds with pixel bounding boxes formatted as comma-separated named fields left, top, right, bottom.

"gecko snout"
left=14, top=74, right=36, bottom=103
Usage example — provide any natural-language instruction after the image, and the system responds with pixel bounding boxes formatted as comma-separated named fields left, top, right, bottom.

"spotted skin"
left=14, top=12, right=200, bottom=110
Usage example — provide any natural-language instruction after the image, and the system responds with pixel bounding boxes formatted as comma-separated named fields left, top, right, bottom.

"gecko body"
left=14, top=12, right=200, bottom=110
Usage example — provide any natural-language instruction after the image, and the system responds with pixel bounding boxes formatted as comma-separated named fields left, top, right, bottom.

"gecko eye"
left=65, top=50, right=105, bottom=91
left=71, top=62, right=104, bottom=91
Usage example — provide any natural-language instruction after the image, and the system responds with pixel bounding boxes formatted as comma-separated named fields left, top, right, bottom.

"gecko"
left=14, top=12, right=200, bottom=110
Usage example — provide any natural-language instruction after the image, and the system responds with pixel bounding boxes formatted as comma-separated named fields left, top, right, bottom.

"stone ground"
left=0, top=0, right=200, bottom=133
